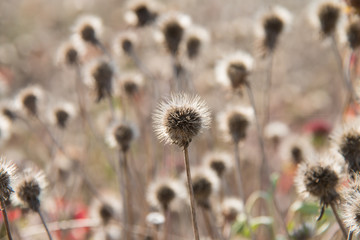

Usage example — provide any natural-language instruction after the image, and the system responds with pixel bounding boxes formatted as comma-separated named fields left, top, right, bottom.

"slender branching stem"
left=263, top=53, right=274, bottom=127
left=37, top=209, right=53, bottom=240
left=330, top=202, right=347, bottom=238
left=183, top=146, right=200, bottom=240
left=0, top=198, right=13, bottom=240
left=348, top=230, right=353, bottom=240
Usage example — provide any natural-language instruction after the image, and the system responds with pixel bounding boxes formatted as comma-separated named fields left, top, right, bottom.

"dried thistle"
left=117, top=72, right=144, bottom=99
left=124, top=0, right=159, bottom=27
left=72, top=15, right=103, bottom=45
left=338, top=16, right=360, bottom=50
left=112, top=31, right=138, bottom=56
left=202, top=151, right=233, bottom=178
left=55, top=36, right=85, bottom=66
left=90, top=193, right=122, bottom=225
left=217, top=105, right=254, bottom=143
left=342, top=175, right=360, bottom=236
left=15, top=85, right=44, bottom=117
left=48, top=102, right=77, bottom=129
left=221, top=197, right=244, bottom=223
left=183, top=25, right=210, bottom=60
left=279, top=135, right=315, bottom=165
left=0, top=159, right=17, bottom=202
left=215, top=51, right=254, bottom=92
left=106, top=121, right=138, bottom=152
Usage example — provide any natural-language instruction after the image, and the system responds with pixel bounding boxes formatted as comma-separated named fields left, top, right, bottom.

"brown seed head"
left=318, top=3, right=340, bottom=36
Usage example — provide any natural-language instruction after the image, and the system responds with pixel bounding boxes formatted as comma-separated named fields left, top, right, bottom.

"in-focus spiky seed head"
left=156, top=12, right=192, bottom=56
left=13, top=169, right=47, bottom=211
left=295, top=154, right=342, bottom=206
left=255, top=6, right=292, bottom=56
left=72, top=15, right=103, bottom=45
left=183, top=25, right=210, bottom=60
left=83, top=58, right=114, bottom=102
left=124, top=0, right=159, bottom=27
left=217, top=105, right=254, bottom=143
left=106, top=121, right=138, bottom=152
left=112, top=31, right=138, bottom=56
left=221, top=197, right=244, bottom=223
left=341, top=175, right=360, bottom=235
left=280, top=135, right=314, bottom=165
left=189, top=168, right=219, bottom=209
left=203, top=151, right=233, bottom=177
left=215, top=51, right=254, bottom=92
left=15, top=85, right=44, bottom=117
left=147, top=178, right=186, bottom=212
left=153, top=93, right=211, bottom=148
left=0, top=159, right=17, bottom=202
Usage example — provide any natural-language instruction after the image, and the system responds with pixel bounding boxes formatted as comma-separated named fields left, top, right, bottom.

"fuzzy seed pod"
left=106, top=121, right=138, bottom=152
left=0, top=159, right=17, bottom=202
left=202, top=151, right=233, bottom=178
left=124, top=0, right=159, bottom=27
left=112, top=31, right=138, bottom=56
left=15, top=85, right=44, bottom=117
left=339, top=17, right=360, bottom=50
left=153, top=93, right=211, bottom=148
left=146, top=212, right=165, bottom=226
left=56, top=36, right=85, bottom=66
left=72, top=15, right=103, bottom=45
left=183, top=25, right=210, bottom=60
left=117, top=72, right=144, bottom=99
left=221, top=197, right=244, bottom=223
left=279, top=135, right=314, bottom=165
left=48, top=102, right=77, bottom=129
left=90, top=192, right=122, bottom=225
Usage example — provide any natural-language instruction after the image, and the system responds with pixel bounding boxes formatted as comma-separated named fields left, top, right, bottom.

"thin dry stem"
left=37, top=209, right=53, bottom=240
left=1, top=198, right=13, bottom=240
left=330, top=202, right=347, bottom=238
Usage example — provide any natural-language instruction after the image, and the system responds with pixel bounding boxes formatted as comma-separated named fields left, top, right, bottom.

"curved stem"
left=0, top=198, right=13, bottom=240
left=183, top=146, right=200, bottom=240
left=37, top=209, right=53, bottom=240
left=330, top=202, right=347, bottom=238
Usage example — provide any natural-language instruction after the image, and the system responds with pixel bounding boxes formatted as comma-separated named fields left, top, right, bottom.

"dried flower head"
left=0, top=116, right=11, bottom=145
left=83, top=58, right=114, bottom=102
left=153, top=93, right=211, bottom=148
left=255, top=5, right=292, bottom=55
left=124, top=0, right=159, bottom=27
left=13, top=169, right=48, bottom=211
left=333, top=121, right=360, bottom=176
left=264, top=121, right=289, bottom=145
left=202, top=151, right=233, bottom=177
left=217, top=105, right=254, bottom=143
left=156, top=12, right=192, bottom=56
left=279, top=135, right=314, bottom=165
left=0, top=159, right=17, bottom=201
left=15, top=85, right=44, bottom=117
left=48, top=102, right=77, bottom=129
left=56, top=36, right=85, bottom=66
left=309, top=0, right=343, bottom=37
left=147, top=178, right=186, bottom=211
left=295, top=154, right=342, bottom=218
left=106, top=121, right=138, bottom=152
left=221, top=197, right=244, bottom=223
left=338, top=16, right=360, bottom=50
left=72, top=15, right=103, bottom=45
left=118, top=72, right=144, bottom=98
left=183, top=25, right=210, bottom=60
left=215, top=51, right=254, bottom=92
left=0, top=101, right=17, bottom=122
left=189, top=168, right=219, bottom=209
left=91, top=224, right=122, bottom=240
left=90, top=193, right=122, bottom=225
left=146, top=212, right=165, bottom=226
left=112, top=31, right=138, bottom=56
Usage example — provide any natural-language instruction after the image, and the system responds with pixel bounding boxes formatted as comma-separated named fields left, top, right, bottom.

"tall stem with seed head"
left=0, top=198, right=13, bottom=240
left=183, top=146, right=200, bottom=240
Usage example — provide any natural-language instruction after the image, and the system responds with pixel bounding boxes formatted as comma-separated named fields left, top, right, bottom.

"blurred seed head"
left=0, top=101, right=18, bottom=122
left=112, top=31, right=138, bottom=56
left=90, top=192, right=122, bottom=225
left=338, top=16, right=360, bottom=50
left=156, top=12, right=192, bottom=56
left=153, top=93, right=211, bottom=148
left=279, top=135, right=315, bottom=165
left=290, top=222, right=315, bottom=240
left=0, top=115, right=12, bottom=146
left=189, top=167, right=219, bottom=209
left=295, top=153, right=342, bottom=206
left=183, top=25, right=210, bottom=60
left=124, top=0, right=160, bottom=27
left=72, top=15, right=103, bottom=45
left=217, top=105, right=254, bottom=143
left=15, top=85, right=44, bottom=117
left=83, top=58, right=114, bottom=102
left=202, top=151, right=233, bottom=177
left=116, top=72, right=144, bottom=99
left=13, top=169, right=47, bottom=211
left=349, top=0, right=360, bottom=11
left=146, top=212, right=165, bottom=226
left=221, top=197, right=244, bottom=223
left=309, top=0, right=343, bottom=37
left=215, top=51, right=254, bottom=92
left=91, top=224, right=122, bottom=240
left=264, top=121, right=289, bottom=146
left=147, top=178, right=186, bottom=212
left=56, top=35, right=86, bottom=67
left=255, top=6, right=292, bottom=56
left=106, top=121, right=138, bottom=152
left=0, top=159, right=17, bottom=201
left=48, top=102, right=77, bottom=129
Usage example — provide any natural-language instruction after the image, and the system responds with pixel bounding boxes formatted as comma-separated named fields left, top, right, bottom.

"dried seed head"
left=202, top=151, right=233, bottom=177
left=0, top=159, right=17, bottom=201
left=15, top=85, right=44, bottom=117
left=0, top=101, right=17, bottom=122
left=0, top=116, right=11, bottom=145
left=119, top=72, right=144, bottom=98
left=153, top=93, right=211, bottom=148
left=221, top=197, right=244, bottom=223
left=90, top=192, right=122, bottom=225
left=13, top=169, right=47, bottom=211
left=106, top=121, right=138, bottom=152
left=48, top=102, right=77, bottom=129
left=124, top=0, right=159, bottom=27
left=156, top=12, right=192, bottom=56
left=309, top=0, right=343, bottom=37
left=333, top=122, right=360, bottom=176
left=112, top=31, right=138, bottom=56
left=183, top=25, right=210, bottom=60
left=295, top=154, right=342, bottom=206
left=215, top=51, right=254, bottom=92
left=83, top=58, right=114, bottom=102
left=147, top=178, right=186, bottom=212
left=290, top=223, right=315, bottom=240
left=146, top=212, right=165, bottom=226
left=349, top=0, right=360, bottom=10
left=341, top=175, right=360, bottom=236
left=217, top=105, right=254, bottom=143
left=56, top=36, right=85, bottom=66
left=339, top=17, right=360, bottom=50
left=72, top=15, right=103, bottom=45
left=279, top=135, right=314, bottom=165
left=264, top=121, right=289, bottom=145
left=255, top=6, right=292, bottom=55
